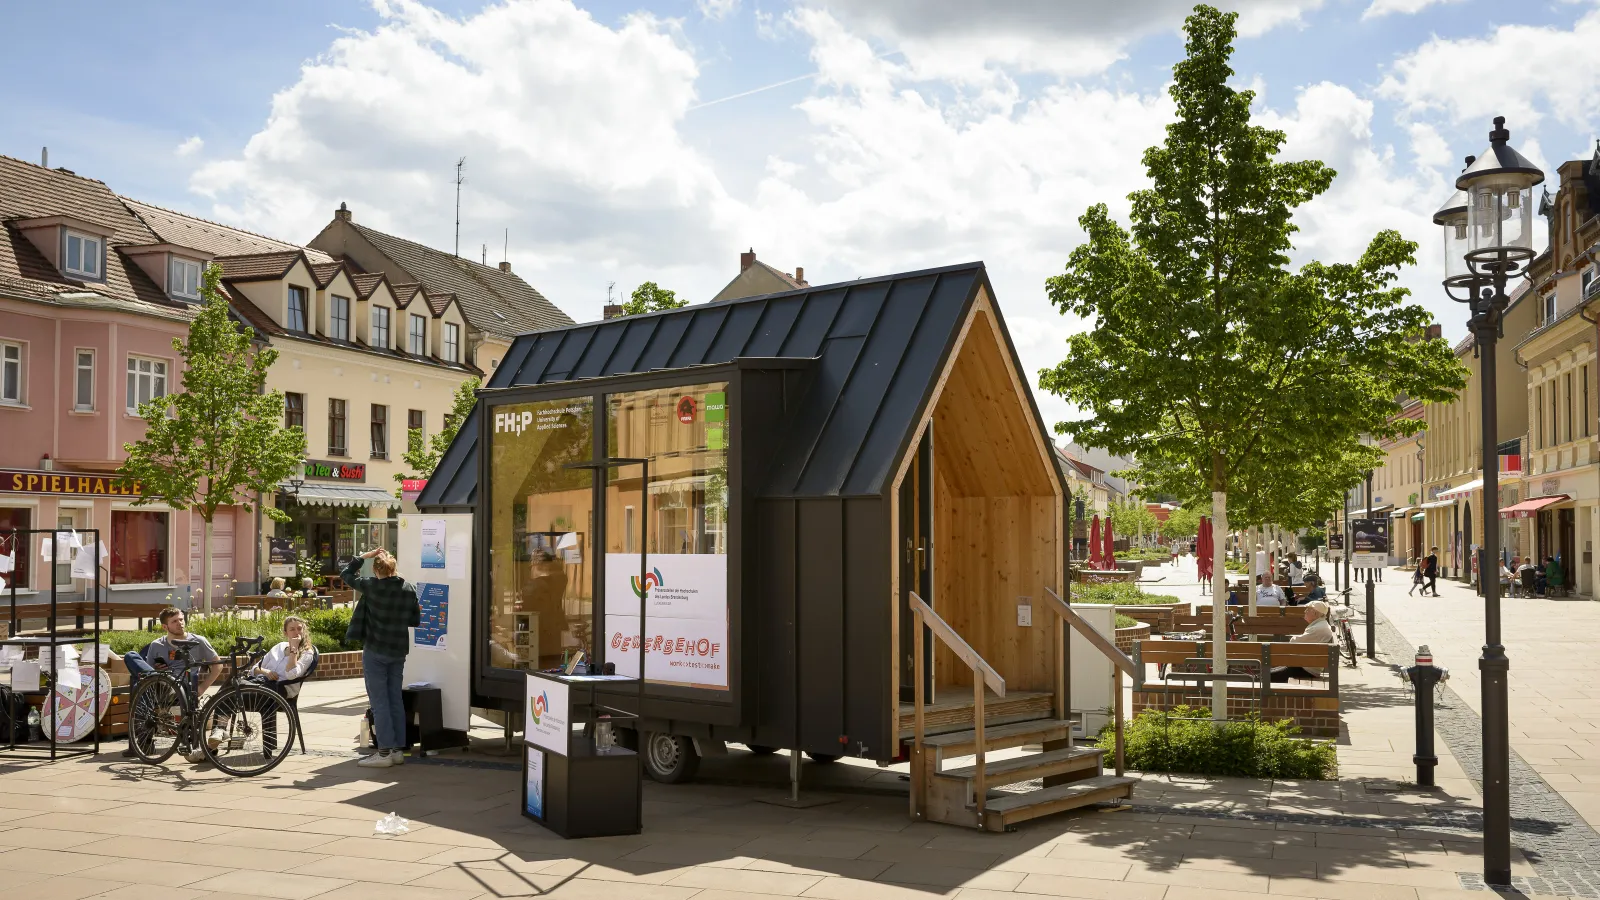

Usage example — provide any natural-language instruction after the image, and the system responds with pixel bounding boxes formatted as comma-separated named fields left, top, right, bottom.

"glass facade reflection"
left=488, top=397, right=595, bottom=673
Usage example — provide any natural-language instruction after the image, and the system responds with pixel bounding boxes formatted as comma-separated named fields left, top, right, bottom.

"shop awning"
left=1389, top=506, right=1416, bottom=518
left=1419, top=499, right=1454, bottom=509
left=1437, top=478, right=1483, bottom=500
left=1499, top=495, right=1569, bottom=519
left=282, top=483, right=401, bottom=509
left=1411, top=512, right=1425, bottom=521
left=1355, top=505, right=1393, bottom=517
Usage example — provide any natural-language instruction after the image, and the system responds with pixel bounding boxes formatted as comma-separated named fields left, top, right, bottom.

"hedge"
left=1100, top=706, right=1337, bottom=780
left=96, top=607, right=360, bottom=656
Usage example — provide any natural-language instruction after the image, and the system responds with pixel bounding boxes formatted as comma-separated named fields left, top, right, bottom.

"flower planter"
left=1115, top=621, right=1151, bottom=654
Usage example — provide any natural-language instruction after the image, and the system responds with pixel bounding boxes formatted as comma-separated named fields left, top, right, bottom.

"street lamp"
left=1435, top=115, right=1543, bottom=888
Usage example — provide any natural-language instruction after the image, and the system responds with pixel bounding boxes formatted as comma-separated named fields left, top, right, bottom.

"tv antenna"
left=606, top=281, right=616, bottom=305
left=453, top=156, right=466, bottom=257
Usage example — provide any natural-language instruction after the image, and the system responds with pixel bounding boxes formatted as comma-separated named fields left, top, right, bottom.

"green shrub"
left=1099, top=706, right=1337, bottom=780
left=1070, top=583, right=1179, bottom=607
left=1115, top=613, right=1140, bottom=629
left=92, top=606, right=360, bottom=657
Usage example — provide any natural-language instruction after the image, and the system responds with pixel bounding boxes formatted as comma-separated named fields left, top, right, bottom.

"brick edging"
left=310, top=650, right=363, bottom=680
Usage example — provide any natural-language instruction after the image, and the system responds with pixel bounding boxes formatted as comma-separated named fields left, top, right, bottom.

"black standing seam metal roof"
left=416, top=261, right=1056, bottom=508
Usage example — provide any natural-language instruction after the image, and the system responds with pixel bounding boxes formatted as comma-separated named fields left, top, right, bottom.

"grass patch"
left=97, top=607, right=360, bottom=656
left=1070, top=582, right=1180, bottom=606
left=1115, top=613, right=1141, bottom=629
left=1101, top=706, right=1337, bottom=780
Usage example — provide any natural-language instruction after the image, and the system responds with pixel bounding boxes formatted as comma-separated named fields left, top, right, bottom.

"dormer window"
left=330, top=295, right=350, bottom=342
left=169, top=257, right=202, bottom=300
left=444, top=322, right=460, bottom=363
left=408, top=314, right=426, bottom=355
left=63, top=230, right=103, bottom=280
left=287, top=286, right=309, bottom=333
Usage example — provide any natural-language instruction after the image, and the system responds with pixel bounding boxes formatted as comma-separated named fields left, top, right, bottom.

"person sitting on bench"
left=1255, top=575, right=1286, bottom=607
left=1271, top=601, right=1334, bottom=683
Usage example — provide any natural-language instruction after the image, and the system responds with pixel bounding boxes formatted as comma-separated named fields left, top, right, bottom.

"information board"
left=1350, top=518, right=1389, bottom=568
left=524, top=673, right=570, bottom=755
left=414, top=583, right=449, bottom=651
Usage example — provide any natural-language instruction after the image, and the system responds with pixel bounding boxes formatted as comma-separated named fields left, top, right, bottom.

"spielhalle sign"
left=0, top=470, right=143, bottom=497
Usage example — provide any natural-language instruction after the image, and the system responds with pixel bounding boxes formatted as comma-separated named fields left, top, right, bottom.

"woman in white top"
left=254, top=615, right=317, bottom=699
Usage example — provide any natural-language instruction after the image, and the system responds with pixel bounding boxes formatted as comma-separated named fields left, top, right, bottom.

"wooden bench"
left=1133, top=639, right=1338, bottom=698
left=1, top=601, right=167, bottom=636
left=1171, top=612, right=1306, bottom=640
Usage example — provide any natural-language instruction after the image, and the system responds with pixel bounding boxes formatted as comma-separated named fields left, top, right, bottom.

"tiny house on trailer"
left=417, top=261, right=1133, bottom=830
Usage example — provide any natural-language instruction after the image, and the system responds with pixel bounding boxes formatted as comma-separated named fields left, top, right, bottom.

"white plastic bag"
left=374, top=812, right=410, bottom=835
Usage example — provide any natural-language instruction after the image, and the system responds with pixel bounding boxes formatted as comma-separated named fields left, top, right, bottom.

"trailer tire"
left=745, top=744, right=780, bottom=755
left=643, top=732, right=700, bottom=783
left=806, top=752, right=840, bottom=764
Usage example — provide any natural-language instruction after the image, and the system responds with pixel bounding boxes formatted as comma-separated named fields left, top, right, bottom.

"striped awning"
left=281, top=483, right=400, bottom=509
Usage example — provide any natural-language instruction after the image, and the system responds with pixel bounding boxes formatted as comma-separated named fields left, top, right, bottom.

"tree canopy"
left=622, top=281, right=686, bottom=316
left=1040, top=4, right=1464, bottom=515
left=119, top=266, right=306, bottom=609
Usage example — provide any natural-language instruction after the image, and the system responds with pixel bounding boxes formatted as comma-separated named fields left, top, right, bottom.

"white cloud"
left=696, top=0, right=739, bottom=20
left=192, top=0, right=734, bottom=315
left=1379, top=5, right=1600, bottom=132
left=1361, top=0, right=1463, bottom=20
left=175, top=135, right=204, bottom=157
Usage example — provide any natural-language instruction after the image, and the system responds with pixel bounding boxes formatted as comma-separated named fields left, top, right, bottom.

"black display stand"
left=521, top=672, right=642, bottom=838
left=402, top=687, right=470, bottom=753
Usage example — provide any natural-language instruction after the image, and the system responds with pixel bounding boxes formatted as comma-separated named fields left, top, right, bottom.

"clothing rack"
left=0, top=528, right=103, bottom=760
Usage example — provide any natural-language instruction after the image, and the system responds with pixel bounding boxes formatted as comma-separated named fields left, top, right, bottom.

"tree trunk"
left=1210, top=490, right=1229, bottom=721
left=1247, top=525, right=1258, bottom=615
left=202, top=516, right=214, bottom=615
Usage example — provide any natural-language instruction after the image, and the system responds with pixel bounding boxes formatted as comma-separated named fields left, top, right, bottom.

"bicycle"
left=126, top=635, right=297, bottom=776
left=1327, top=602, right=1361, bottom=668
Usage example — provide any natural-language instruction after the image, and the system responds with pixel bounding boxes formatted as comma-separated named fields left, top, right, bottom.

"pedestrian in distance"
left=1423, top=547, right=1440, bottom=596
left=343, top=548, right=421, bottom=768
left=1408, top=556, right=1424, bottom=596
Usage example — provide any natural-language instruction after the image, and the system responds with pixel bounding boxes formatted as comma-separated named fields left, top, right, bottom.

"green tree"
left=622, top=281, right=686, bottom=315
left=1108, top=497, right=1159, bottom=545
left=119, top=266, right=306, bottom=612
left=1039, top=5, right=1465, bottom=717
left=395, top=377, right=481, bottom=490
left=1159, top=505, right=1201, bottom=542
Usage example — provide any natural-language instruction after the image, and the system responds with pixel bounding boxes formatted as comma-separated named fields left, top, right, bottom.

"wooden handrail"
left=908, top=592, right=1005, bottom=696
left=1043, top=588, right=1136, bottom=677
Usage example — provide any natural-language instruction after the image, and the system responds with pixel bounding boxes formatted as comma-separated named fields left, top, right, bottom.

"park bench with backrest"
left=1133, top=638, right=1339, bottom=698
left=1171, top=612, right=1305, bottom=640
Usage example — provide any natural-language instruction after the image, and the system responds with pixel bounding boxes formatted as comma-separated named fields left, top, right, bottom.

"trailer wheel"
left=806, top=752, right=840, bottom=764
left=643, top=732, right=700, bottom=783
left=745, top=744, right=779, bottom=755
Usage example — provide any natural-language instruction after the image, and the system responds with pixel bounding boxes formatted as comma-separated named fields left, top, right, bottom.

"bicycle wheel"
left=127, top=676, right=185, bottom=764
left=198, top=685, right=295, bottom=777
left=1341, top=625, right=1358, bottom=667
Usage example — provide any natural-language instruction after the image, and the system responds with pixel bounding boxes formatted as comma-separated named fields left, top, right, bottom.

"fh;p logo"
left=496, top=410, right=534, bottom=435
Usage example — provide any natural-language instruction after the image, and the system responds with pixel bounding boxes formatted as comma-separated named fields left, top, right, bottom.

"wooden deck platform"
left=897, top=688, right=1055, bottom=739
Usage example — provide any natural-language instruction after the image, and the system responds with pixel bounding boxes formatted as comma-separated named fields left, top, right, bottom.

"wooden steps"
left=898, top=689, right=1054, bottom=739
left=912, top=716, right=1136, bottom=832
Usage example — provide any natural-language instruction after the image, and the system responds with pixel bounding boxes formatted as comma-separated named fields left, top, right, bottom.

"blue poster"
left=525, top=747, right=544, bottom=819
left=414, top=583, right=448, bottom=650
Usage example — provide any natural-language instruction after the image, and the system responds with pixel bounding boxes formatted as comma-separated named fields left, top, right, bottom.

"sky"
left=4, top=0, right=1599, bottom=432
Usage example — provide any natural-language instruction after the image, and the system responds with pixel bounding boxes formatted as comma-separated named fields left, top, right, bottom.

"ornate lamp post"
left=1435, top=116, right=1543, bottom=887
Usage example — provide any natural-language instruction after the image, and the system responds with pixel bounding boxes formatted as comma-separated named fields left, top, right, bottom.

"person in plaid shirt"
left=344, top=548, right=420, bottom=768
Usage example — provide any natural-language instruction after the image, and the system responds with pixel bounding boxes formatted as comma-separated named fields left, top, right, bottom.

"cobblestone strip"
left=1372, top=608, right=1600, bottom=897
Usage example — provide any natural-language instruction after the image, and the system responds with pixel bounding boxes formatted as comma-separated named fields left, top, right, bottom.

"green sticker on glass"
left=707, top=426, right=725, bottom=450
left=705, top=392, right=726, bottom=422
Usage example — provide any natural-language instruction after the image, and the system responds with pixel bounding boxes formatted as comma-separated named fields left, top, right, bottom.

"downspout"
left=1581, top=300, right=1600, bottom=595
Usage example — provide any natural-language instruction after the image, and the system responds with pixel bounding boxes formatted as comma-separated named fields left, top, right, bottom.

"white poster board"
left=398, top=513, right=473, bottom=732
left=524, top=674, right=570, bottom=755
left=602, top=553, right=728, bottom=689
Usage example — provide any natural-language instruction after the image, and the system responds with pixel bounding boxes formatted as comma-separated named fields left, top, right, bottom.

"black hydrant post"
left=1406, top=644, right=1444, bottom=787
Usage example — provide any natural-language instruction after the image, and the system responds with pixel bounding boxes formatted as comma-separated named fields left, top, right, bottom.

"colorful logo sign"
left=303, top=460, right=366, bottom=482
left=676, top=396, right=697, bottom=424
left=631, top=566, right=665, bottom=600
left=529, top=691, right=549, bottom=725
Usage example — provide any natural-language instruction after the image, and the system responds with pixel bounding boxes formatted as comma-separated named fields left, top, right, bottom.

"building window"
left=0, top=507, right=32, bottom=586
left=63, top=231, right=102, bottom=280
left=371, top=404, right=388, bottom=459
left=287, top=286, right=309, bottom=333
left=285, top=392, right=304, bottom=429
left=1551, top=382, right=1559, bottom=447
left=1537, top=385, right=1544, bottom=449
left=444, top=322, right=460, bottom=363
left=408, top=314, right=426, bottom=356
left=74, top=350, right=94, bottom=411
left=125, top=356, right=168, bottom=413
left=491, top=358, right=499, bottom=369
left=330, top=295, right=350, bottom=342
left=407, top=408, right=424, bottom=446
left=1567, top=372, right=1574, bottom=444
left=1585, top=366, right=1592, bottom=438
left=1545, top=292, right=1557, bottom=324
left=329, top=399, right=347, bottom=456
left=371, top=307, right=390, bottom=349
left=111, top=510, right=168, bottom=585
left=169, top=257, right=202, bottom=300
left=1, top=342, right=22, bottom=405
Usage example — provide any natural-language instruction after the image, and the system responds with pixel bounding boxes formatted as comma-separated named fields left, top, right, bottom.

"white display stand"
left=397, top=513, right=473, bottom=733
left=1069, top=604, right=1115, bottom=737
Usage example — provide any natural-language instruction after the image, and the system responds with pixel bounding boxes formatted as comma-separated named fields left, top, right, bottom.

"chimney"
left=498, top=261, right=512, bottom=274
left=1426, top=324, right=1442, bottom=340
left=740, top=248, right=756, bottom=271
left=793, top=266, right=805, bottom=285
left=40, top=147, right=47, bottom=168
left=335, top=202, right=352, bottom=222
left=603, top=304, right=624, bottom=320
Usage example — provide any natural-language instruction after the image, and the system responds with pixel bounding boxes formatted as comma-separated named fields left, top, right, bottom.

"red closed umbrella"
left=1102, top=517, right=1117, bottom=570
left=1088, top=516, right=1103, bottom=569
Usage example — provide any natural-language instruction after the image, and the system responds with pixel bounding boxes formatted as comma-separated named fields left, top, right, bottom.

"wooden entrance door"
left=898, top=430, right=933, bottom=702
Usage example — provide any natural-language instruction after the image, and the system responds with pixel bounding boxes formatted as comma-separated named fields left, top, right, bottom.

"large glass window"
left=370, top=404, right=388, bottom=459
left=111, top=510, right=168, bottom=585
left=488, top=396, right=595, bottom=673
left=329, top=398, right=347, bottom=456
left=74, top=350, right=94, bottom=410
left=287, top=286, right=309, bottom=333
left=603, top=382, right=729, bottom=690
left=125, top=356, right=167, bottom=413
left=0, top=507, right=30, bottom=588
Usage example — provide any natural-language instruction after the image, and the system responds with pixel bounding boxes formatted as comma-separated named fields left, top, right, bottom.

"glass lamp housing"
left=1433, top=189, right=1470, bottom=280
left=1455, top=116, right=1544, bottom=272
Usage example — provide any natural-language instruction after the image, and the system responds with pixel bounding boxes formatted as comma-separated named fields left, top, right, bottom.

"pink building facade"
left=0, top=155, right=256, bottom=607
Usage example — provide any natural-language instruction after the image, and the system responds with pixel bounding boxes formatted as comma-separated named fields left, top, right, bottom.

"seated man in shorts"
left=126, top=607, right=223, bottom=763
